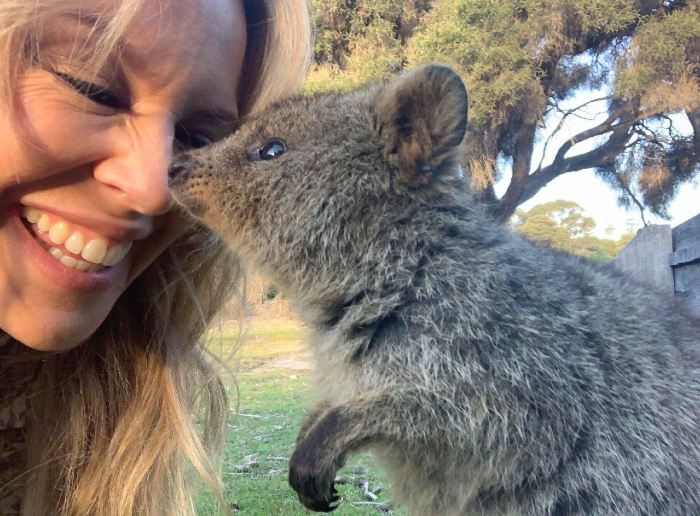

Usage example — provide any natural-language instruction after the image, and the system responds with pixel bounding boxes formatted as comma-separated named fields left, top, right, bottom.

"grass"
left=207, top=317, right=311, bottom=369
left=196, top=316, right=406, bottom=515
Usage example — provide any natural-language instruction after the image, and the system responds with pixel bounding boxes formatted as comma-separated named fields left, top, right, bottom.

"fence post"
left=671, top=215, right=700, bottom=317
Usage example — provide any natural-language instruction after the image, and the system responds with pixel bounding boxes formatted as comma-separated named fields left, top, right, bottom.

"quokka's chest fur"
left=170, top=64, right=700, bottom=515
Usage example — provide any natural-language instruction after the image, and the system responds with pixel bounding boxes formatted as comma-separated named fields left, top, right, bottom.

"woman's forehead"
left=46, top=0, right=245, bottom=47
left=104, top=0, right=244, bottom=52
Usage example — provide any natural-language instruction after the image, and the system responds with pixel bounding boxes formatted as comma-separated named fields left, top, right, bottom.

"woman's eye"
left=174, top=124, right=214, bottom=149
left=54, top=72, right=127, bottom=109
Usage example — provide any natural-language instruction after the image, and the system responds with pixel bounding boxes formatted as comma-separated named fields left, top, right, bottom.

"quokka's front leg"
left=288, top=398, right=385, bottom=512
left=295, top=400, right=333, bottom=443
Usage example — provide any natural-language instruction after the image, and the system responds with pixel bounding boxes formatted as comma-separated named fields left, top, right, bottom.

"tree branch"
left=493, top=122, right=538, bottom=222
left=537, top=95, right=614, bottom=172
left=550, top=100, right=638, bottom=167
left=510, top=100, right=641, bottom=211
left=607, top=171, right=648, bottom=226
left=687, top=108, right=700, bottom=155
left=551, top=95, right=613, bottom=119
left=518, top=124, right=634, bottom=207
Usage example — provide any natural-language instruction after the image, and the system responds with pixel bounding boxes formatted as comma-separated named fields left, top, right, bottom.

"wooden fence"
left=611, top=214, right=700, bottom=317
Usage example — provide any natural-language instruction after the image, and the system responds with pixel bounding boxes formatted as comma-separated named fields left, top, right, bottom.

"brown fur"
left=170, top=65, right=700, bottom=515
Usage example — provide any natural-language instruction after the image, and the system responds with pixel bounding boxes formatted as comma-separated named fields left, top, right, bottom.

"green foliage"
left=570, top=0, right=639, bottom=33
left=303, top=64, right=356, bottom=95
left=306, top=0, right=428, bottom=92
left=616, top=9, right=700, bottom=112
left=513, top=200, right=634, bottom=261
left=344, top=16, right=402, bottom=84
left=406, top=0, right=541, bottom=127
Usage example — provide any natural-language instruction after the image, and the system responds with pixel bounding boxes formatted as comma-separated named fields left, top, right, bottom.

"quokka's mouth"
left=168, top=154, right=200, bottom=186
left=168, top=154, right=209, bottom=218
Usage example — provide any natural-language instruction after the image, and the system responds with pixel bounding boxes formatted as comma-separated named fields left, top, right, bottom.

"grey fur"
left=170, top=65, right=700, bottom=515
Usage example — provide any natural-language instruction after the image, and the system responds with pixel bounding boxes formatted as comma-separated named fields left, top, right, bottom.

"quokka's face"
left=169, top=91, right=386, bottom=240
left=169, top=65, right=468, bottom=253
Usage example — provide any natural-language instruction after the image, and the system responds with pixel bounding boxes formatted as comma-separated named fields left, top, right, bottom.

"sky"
left=493, top=89, right=699, bottom=239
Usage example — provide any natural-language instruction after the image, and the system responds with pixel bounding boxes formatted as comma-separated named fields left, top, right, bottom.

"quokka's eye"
left=250, top=138, right=287, bottom=161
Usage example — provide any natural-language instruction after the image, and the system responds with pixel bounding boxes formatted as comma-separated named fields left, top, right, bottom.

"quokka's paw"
left=288, top=445, right=341, bottom=512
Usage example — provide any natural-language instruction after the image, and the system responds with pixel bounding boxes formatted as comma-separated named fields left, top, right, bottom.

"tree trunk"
left=688, top=109, right=700, bottom=156
left=493, top=122, right=538, bottom=223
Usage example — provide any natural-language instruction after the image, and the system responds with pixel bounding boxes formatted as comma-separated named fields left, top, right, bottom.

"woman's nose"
left=93, top=116, right=175, bottom=216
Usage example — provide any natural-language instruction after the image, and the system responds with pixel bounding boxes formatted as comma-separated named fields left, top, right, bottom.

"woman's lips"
left=10, top=205, right=130, bottom=292
left=20, top=205, right=133, bottom=268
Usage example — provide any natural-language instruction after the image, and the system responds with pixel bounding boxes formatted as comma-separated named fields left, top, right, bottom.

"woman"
left=0, top=0, right=311, bottom=514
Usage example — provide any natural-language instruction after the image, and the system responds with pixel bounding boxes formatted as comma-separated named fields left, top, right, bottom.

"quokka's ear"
left=373, top=64, right=468, bottom=187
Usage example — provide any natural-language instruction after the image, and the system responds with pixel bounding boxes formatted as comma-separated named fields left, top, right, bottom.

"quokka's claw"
left=289, top=460, right=341, bottom=512
left=295, top=483, right=339, bottom=512
left=305, top=490, right=340, bottom=513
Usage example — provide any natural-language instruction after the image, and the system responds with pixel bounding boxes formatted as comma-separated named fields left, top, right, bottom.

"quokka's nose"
left=168, top=154, right=199, bottom=184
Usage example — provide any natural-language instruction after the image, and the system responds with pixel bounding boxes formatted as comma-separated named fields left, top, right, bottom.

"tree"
left=306, top=0, right=700, bottom=223
left=513, top=200, right=635, bottom=261
left=306, top=0, right=430, bottom=91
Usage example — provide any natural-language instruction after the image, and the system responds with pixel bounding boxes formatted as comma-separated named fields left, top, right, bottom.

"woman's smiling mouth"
left=20, top=205, right=134, bottom=272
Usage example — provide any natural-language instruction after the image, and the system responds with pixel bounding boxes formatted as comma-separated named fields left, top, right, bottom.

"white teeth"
left=49, top=247, right=98, bottom=272
left=21, top=206, right=41, bottom=223
left=48, top=221, right=70, bottom=245
left=75, top=260, right=91, bottom=271
left=20, top=206, right=134, bottom=270
left=60, top=255, right=78, bottom=268
left=64, top=232, right=85, bottom=255
left=81, top=239, right=108, bottom=264
left=37, top=213, right=51, bottom=232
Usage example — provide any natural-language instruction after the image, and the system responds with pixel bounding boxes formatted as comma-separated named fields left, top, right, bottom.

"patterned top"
left=0, top=335, right=42, bottom=515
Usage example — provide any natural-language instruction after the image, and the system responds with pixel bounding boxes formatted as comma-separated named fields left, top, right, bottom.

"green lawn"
left=197, top=317, right=406, bottom=515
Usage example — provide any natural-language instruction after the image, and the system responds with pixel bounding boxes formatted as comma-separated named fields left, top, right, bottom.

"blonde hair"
left=0, top=0, right=311, bottom=514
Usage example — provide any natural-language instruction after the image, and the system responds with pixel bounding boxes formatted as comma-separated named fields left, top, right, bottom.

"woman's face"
left=0, top=0, right=246, bottom=350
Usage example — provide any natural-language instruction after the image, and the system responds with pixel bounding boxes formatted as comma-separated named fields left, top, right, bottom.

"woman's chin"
left=4, top=314, right=105, bottom=352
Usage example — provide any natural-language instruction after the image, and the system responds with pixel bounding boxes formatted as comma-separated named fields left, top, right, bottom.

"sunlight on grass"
left=206, top=316, right=312, bottom=369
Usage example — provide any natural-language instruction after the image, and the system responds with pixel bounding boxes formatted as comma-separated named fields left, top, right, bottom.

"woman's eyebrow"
left=64, top=12, right=109, bottom=31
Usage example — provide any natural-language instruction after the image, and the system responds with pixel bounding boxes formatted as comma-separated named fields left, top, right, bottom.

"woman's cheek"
left=7, top=73, right=118, bottom=178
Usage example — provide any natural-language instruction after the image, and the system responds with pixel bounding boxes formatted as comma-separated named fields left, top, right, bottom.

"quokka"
left=170, top=64, right=700, bottom=515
